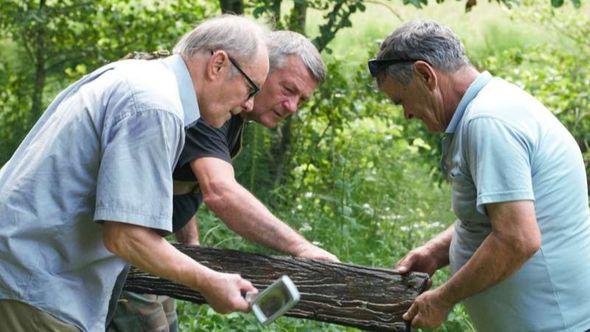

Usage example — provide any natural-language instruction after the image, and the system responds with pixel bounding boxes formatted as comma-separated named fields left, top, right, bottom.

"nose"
left=283, top=97, right=298, bottom=115
left=403, top=108, right=413, bottom=120
left=242, top=98, right=255, bottom=113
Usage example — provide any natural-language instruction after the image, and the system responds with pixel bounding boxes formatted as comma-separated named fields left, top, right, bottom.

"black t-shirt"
left=171, top=115, right=246, bottom=231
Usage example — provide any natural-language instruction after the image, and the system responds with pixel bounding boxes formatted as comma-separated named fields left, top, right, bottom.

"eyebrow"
left=283, top=80, right=312, bottom=105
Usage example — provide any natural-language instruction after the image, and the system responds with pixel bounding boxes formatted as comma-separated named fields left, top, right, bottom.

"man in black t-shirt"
left=110, top=31, right=338, bottom=332
left=170, top=31, right=337, bottom=264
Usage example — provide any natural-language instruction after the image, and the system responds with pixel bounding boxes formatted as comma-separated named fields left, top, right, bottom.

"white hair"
left=173, top=14, right=269, bottom=63
left=267, top=30, right=326, bottom=83
left=377, top=20, right=471, bottom=85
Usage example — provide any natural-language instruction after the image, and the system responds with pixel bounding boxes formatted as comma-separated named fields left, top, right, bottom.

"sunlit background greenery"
left=0, top=0, right=588, bottom=331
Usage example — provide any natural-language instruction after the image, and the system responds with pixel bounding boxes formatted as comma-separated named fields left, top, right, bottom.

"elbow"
left=523, top=233, right=541, bottom=258
left=102, top=221, right=140, bottom=258
left=202, top=180, right=237, bottom=213
left=513, top=232, right=541, bottom=261
left=103, top=222, right=123, bottom=255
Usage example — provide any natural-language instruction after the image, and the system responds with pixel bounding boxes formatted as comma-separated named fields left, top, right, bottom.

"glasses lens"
left=228, top=55, right=260, bottom=100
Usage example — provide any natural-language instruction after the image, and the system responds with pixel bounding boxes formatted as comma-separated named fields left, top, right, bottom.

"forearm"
left=438, top=201, right=540, bottom=305
left=193, top=157, right=311, bottom=255
left=423, top=225, right=454, bottom=269
left=175, top=216, right=200, bottom=245
left=103, top=221, right=211, bottom=291
left=436, top=230, right=532, bottom=306
left=207, top=185, right=308, bottom=255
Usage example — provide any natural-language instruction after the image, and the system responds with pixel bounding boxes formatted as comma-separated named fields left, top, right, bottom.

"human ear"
left=413, top=61, right=437, bottom=91
left=207, top=50, right=228, bottom=80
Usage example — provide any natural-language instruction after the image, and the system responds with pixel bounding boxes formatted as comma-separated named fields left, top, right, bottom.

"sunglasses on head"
left=367, top=58, right=420, bottom=77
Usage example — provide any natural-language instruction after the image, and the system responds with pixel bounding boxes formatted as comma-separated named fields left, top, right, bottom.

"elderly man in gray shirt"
left=0, top=15, right=270, bottom=332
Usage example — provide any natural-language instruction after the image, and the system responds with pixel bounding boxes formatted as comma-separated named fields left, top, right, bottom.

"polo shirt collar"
left=445, top=71, right=492, bottom=134
left=162, top=54, right=200, bottom=127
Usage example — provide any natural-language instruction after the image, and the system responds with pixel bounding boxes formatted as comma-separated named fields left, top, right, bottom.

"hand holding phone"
left=246, top=275, right=300, bottom=325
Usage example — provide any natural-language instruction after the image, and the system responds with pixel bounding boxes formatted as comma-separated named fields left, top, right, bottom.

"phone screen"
left=258, top=283, right=291, bottom=318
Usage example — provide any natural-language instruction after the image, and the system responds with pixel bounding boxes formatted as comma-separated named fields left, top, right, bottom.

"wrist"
left=288, top=239, right=312, bottom=256
left=424, top=240, right=450, bottom=269
left=432, top=285, right=456, bottom=310
left=189, top=264, right=216, bottom=292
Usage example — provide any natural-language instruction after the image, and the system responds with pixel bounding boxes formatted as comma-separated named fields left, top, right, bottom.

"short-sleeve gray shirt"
left=0, top=55, right=199, bottom=332
left=444, top=72, right=590, bottom=331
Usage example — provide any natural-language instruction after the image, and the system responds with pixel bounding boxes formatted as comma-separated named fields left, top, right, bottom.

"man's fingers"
left=232, top=296, right=251, bottom=312
left=239, top=278, right=257, bottom=293
left=411, top=312, right=424, bottom=328
left=395, top=264, right=409, bottom=274
left=395, top=258, right=411, bottom=274
left=329, top=254, right=341, bottom=263
left=402, top=302, right=418, bottom=322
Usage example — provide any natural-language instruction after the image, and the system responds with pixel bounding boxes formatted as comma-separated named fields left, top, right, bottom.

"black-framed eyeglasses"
left=367, top=58, right=419, bottom=78
left=227, top=55, right=260, bottom=100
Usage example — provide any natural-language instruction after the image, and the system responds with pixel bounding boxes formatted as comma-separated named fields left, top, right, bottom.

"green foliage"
left=401, top=0, right=579, bottom=10
left=0, top=0, right=216, bottom=164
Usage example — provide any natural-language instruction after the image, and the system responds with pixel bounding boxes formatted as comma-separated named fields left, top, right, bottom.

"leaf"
left=551, top=0, right=565, bottom=6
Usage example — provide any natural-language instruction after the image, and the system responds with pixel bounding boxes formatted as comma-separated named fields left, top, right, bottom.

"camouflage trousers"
left=107, top=291, right=178, bottom=332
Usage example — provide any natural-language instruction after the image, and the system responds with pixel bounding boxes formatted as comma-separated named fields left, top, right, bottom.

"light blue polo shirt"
left=442, top=72, right=590, bottom=331
left=0, top=54, right=199, bottom=332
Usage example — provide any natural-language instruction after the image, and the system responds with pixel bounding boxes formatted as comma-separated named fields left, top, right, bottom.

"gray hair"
left=173, top=15, right=269, bottom=63
left=267, top=30, right=326, bottom=83
left=376, top=20, right=470, bottom=85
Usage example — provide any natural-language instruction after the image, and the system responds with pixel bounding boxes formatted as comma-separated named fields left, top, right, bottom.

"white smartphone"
left=248, top=275, right=300, bottom=325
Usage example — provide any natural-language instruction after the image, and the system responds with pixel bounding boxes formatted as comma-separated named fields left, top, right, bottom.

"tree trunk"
left=32, top=53, right=46, bottom=121
left=219, top=0, right=244, bottom=14
left=288, top=0, right=308, bottom=33
left=31, top=0, right=47, bottom=122
left=124, top=245, right=428, bottom=331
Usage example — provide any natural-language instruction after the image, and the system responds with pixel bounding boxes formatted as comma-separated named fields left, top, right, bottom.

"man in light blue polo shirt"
left=0, top=15, right=270, bottom=332
left=370, top=20, right=590, bottom=331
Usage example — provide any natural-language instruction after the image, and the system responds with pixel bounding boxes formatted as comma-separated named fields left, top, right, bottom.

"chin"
left=426, top=124, right=443, bottom=132
left=262, top=119, right=278, bottom=129
left=202, top=115, right=228, bottom=128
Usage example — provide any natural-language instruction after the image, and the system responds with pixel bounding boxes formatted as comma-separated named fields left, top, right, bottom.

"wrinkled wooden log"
left=123, top=244, right=428, bottom=331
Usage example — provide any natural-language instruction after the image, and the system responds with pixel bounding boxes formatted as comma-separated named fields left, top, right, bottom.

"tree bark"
left=124, top=245, right=428, bottom=331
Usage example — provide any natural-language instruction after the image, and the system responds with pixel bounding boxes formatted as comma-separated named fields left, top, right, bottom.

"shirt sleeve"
left=463, top=116, right=535, bottom=215
left=94, top=109, right=183, bottom=232
left=173, top=118, right=232, bottom=181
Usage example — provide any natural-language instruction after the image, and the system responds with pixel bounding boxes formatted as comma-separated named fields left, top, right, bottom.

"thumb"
left=239, top=278, right=257, bottom=293
left=395, top=262, right=409, bottom=274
